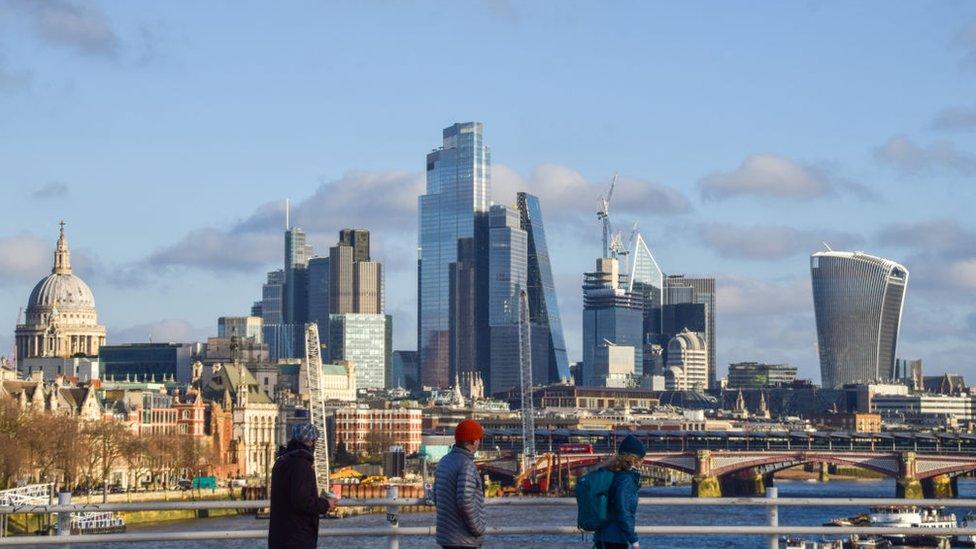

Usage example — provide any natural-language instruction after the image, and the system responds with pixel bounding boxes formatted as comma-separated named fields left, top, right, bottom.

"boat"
left=865, top=506, right=954, bottom=547
left=955, top=510, right=976, bottom=547
left=825, top=506, right=956, bottom=547
left=69, top=511, right=126, bottom=535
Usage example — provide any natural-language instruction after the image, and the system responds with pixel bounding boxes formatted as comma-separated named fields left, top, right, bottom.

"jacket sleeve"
left=455, top=459, right=486, bottom=537
left=289, top=461, right=331, bottom=516
left=612, top=473, right=638, bottom=544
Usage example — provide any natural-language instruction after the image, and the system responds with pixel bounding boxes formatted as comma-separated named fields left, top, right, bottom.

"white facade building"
left=665, top=328, right=708, bottom=390
left=873, top=394, right=976, bottom=421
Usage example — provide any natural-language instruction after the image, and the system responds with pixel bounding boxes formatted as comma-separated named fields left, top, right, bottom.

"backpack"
left=575, top=467, right=616, bottom=531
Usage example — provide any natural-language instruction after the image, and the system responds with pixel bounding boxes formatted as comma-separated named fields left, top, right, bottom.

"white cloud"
left=698, top=154, right=829, bottom=200
left=31, top=181, right=69, bottom=199
left=10, top=0, right=119, bottom=57
left=698, top=223, right=863, bottom=261
left=493, top=163, right=690, bottom=217
left=0, top=234, right=51, bottom=285
left=109, top=319, right=212, bottom=344
left=931, top=105, right=976, bottom=131
left=717, top=275, right=811, bottom=316
left=874, top=135, right=976, bottom=176
left=946, top=259, right=976, bottom=290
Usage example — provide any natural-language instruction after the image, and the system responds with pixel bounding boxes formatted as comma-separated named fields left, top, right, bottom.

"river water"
left=66, top=479, right=976, bottom=548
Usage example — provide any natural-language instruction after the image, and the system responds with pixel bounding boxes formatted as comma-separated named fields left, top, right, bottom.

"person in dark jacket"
left=593, top=434, right=645, bottom=549
left=268, top=423, right=338, bottom=549
left=434, top=418, right=487, bottom=548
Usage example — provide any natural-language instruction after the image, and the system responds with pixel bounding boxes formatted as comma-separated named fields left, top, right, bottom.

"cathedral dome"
left=20, top=222, right=102, bottom=330
left=27, top=272, right=97, bottom=312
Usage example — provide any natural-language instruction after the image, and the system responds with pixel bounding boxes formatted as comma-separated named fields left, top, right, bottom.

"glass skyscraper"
left=582, top=258, right=644, bottom=386
left=811, top=250, right=909, bottom=388
left=488, top=204, right=528, bottom=394
left=329, top=313, right=387, bottom=389
left=418, top=122, right=490, bottom=388
left=517, top=192, right=571, bottom=383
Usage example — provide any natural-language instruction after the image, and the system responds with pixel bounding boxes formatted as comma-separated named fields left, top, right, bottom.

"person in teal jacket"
left=593, top=434, right=645, bottom=549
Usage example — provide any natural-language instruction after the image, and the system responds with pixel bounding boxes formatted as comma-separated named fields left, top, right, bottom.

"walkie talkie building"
left=810, top=250, right=909, bottom=388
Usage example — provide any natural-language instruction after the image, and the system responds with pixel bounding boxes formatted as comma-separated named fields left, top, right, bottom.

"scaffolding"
left=304, top=323, right=331, bottom=490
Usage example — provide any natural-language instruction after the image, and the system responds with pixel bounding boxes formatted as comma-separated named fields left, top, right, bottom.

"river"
left=62, top=479, right=976, bottom=548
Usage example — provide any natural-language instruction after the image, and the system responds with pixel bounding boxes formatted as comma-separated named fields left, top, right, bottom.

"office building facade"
left=329, top=313, right=387, bottom=389
left=727, top=362, right=798, bottom=389
left=664, top=328, right=708, bottom=390
left=664, top=275, right=716, bottom=388
left=418, top=122, right=490, bottom=388
left=582, top=257, right=644, bottom=386
left=487, top=205, right=528, bottom=394
left=100, top=342, right=201, bottom=383
left=217, top=316, right=263, bottom=343
left=811, top=250, right=909, bottom=388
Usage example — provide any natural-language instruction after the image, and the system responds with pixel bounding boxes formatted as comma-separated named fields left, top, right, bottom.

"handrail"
left=3, top=496, right=976, bottom=513
left=4, top=492, right=976, bottom=546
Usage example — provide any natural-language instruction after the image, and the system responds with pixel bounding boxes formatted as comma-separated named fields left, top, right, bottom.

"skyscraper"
left=418, top=122, right=490, bottom=388
left=487, top=204, right=528, bottom=394
left=307, top=256, right=331, bottom=338
left=811, top=250, right=909, bottom=388
left=628, top=232, right=665, bottom=339
left=339, top=229, right=371, bottom=262
left=327, top=229, right=390, bottom=388
left=664, top=275, right=716, bottom=388
left=284, top=226, right=313, bottom=324
left=581, top=257, right=644, bottom=386
left=517, top=192, right=571, bottom=384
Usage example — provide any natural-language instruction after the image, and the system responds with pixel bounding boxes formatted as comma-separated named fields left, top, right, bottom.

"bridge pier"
left=693, top=450, right=721, bottom=497
left=921, top=474, right=957, bottom=499
left=720, top=472, right=765, bottom=497
left=818, top=461, right=830, bottom=483
left=897, top=452, right=923, bottom=499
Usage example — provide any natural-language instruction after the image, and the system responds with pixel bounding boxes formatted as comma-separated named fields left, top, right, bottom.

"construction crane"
left=618, top=222, right=639, bottom=285
left=596, top=174, right=618, bottom=258
left=304, top=323, right=331, bottom=491
left=517, top=289, right=536, bottom=473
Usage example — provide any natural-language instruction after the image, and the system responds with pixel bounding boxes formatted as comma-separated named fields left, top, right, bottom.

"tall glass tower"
left=418, top=122, right=490, bottom=388
left=811, top=250, right=909, bottom=388
left=517, top=192, right=571, bottom=383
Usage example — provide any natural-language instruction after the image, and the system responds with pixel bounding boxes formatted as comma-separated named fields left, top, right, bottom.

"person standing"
left=268, top=423, right=339, bottom=549
left=593, top=434, right=645, bottom=549
left=434, top=418, right=487, bottom=548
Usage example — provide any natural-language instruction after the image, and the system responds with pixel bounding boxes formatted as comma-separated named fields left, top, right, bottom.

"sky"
left=2, top=1, right=976, bottom=383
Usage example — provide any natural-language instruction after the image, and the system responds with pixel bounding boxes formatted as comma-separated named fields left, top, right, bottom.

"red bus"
left=558, top=443, right=594, bottom=454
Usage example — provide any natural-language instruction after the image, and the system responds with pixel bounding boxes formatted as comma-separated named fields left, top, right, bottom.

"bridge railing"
left=5, top=488, right=976, bottom=548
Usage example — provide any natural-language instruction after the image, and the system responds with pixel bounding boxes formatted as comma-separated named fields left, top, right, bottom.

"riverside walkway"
left=5, top=488, right=976, bottom=548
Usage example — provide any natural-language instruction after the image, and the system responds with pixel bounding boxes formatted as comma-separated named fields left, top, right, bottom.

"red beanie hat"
left=455, top=419, right=485, bottom=444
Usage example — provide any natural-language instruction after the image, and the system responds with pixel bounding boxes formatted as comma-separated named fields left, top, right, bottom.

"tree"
left=82, top=420, right=130, bottom=502
left=0, top=400, right=26, bottom=488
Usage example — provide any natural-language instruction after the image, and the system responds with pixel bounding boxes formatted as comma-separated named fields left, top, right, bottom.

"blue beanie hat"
left=618, top=434, right=646, bottom=459
left=291, top=423, right=320, bottom=445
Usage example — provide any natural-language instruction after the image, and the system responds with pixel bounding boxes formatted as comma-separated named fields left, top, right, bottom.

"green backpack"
left=575, top=468, right=615, bottom=531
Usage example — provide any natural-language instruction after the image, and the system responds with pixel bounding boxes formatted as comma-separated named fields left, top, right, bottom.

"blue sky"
left=2, top=1, right=976, bottom=382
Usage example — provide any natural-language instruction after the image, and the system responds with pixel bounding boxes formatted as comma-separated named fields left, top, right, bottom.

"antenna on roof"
left=822, top=241, right=833, bottom=252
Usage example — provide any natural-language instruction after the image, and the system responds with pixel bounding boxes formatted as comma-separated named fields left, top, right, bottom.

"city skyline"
left=2, top=3, right=976, bottom=382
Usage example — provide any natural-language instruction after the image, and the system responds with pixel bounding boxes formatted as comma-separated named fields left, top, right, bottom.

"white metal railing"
left=3, top=488, right=976, bottom=547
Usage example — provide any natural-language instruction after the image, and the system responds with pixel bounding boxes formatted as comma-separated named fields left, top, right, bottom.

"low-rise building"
left=873, top=394, right=975, bottom=421
left=727, top=362, right=797, bottom=389
left=333, top=405, right=422, bottom=454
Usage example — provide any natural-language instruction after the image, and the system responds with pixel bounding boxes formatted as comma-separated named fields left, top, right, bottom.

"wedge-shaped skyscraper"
left=811, top=250, right=909, bottom=388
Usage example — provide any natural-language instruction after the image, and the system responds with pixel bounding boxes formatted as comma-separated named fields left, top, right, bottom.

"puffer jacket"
left=268, top=440, right=332, bottom=549
left=434, top=445, right=486, bottom=547
left=593, top=468, right=641, bottom=546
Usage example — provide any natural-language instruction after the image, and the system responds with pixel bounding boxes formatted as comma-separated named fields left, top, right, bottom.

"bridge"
left=478, top=450, right=976, bottom=499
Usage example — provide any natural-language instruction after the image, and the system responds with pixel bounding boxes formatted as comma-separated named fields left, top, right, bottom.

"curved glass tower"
left=418, top=123, right=490, bottom=388
left=810, top=250, right=909, bottom=388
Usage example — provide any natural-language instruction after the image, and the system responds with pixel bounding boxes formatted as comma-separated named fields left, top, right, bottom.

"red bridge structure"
left=478, top=450, right=976, bottom=498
